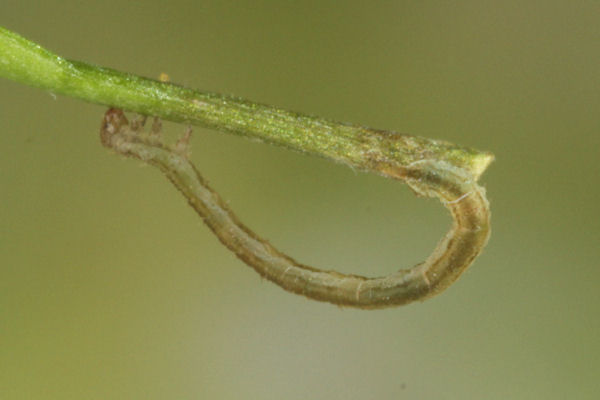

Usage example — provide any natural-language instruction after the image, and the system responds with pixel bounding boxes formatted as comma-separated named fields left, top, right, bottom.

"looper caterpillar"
left=100, top=108, right=491, bottom=309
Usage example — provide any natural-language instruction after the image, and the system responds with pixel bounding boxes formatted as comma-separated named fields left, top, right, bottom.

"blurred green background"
left=1, top=1, right=598, bottom=399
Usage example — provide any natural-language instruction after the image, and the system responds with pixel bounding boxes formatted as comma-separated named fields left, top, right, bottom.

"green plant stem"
left=0, top=26, right=492, bottom=180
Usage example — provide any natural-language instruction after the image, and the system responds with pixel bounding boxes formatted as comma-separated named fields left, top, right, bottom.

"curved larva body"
left=101, top=108, right=491, bottom=309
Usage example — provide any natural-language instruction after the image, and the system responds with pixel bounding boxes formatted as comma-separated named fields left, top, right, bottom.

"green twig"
left=1, top=26, right=493, bottom=308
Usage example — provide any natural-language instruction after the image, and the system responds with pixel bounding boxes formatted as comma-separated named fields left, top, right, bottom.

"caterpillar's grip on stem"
left=101, top=108, right=491, bottom=309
